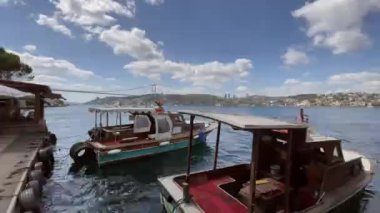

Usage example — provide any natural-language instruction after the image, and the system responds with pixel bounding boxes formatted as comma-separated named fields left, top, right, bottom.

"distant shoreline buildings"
left=85, top=92, right=380, bottom=107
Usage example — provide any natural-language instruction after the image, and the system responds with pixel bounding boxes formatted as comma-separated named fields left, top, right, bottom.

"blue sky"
left=1, top=0, right=379, bottom=102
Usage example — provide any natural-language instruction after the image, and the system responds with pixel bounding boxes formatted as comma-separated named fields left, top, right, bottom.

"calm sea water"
left=42, top=105, right=380, bottom=213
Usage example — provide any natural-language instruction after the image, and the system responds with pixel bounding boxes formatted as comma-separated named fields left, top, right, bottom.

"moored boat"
left=69, top=107, right=217, bottom=167
left=158, top=110, right=376, bottom=213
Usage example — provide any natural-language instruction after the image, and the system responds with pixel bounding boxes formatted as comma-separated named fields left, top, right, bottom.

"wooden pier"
left=0, top=125, right=45, bottom=212
left=0, top=80, right=62, bottom=212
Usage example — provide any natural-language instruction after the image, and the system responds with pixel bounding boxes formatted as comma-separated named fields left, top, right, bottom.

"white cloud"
left=292, top=0, right=380, bottom=54
left=258, top=71, right=380, bottom=96
left=36, top=14, right=73, bottom=38
left=82, top=25, right=105, bottom=41
left=99, top=25, right=164, bottom=60
left=281, top=48, right=310, bottom=66
left=124, top=58, right=252, bottom=87
left=328, top=71, right=380, bottom=85
left=0, top=0, right=9, bottom=6
left=52, top=0, right=135, bottom=27
left=33, top=74, right=67, bottom=83
left=236, top=86, right=248, bottom=92
left=284, top=78, right=301, bottom=84
left=98, top=25, right=253, bottom=88
left=145, top=0, right=164, bottom=6
left=23, top=44, right=37, bottom=53
left=16, top=52, right=94, bottom=79
left=0, top=0, right=24, bottom=6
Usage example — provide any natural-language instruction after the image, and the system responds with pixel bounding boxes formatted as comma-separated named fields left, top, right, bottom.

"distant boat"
left=158, top=110, right=376, bottom=213
left=69, top=106, right=217, bottom=167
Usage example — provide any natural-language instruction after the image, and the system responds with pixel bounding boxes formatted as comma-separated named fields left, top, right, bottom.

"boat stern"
left=158, top=175, right=202, bottom=213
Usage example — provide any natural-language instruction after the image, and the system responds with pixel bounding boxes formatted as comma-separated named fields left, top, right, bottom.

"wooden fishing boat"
left=69, top=107, right=217, bottom=167
left=158, top=110, right=376, bottom=213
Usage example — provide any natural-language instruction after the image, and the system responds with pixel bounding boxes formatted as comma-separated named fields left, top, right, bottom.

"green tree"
left=0, top=47, right=33, bottom=80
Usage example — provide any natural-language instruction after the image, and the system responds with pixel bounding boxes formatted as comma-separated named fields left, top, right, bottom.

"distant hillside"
left=86, top=92, right=380, bottom=107
left=86, top=94, right=222, bottom=106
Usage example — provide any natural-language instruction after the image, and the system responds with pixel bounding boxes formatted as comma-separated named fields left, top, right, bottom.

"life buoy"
left=69, top=142, right=96, bottom=165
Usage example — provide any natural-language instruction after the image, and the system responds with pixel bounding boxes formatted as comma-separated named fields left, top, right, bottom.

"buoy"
left=35, top=160, right=52, bottom=178
left=49, top=133, right=57, bottom=145
left=27, top=180, right=41, bottom=197
left=38, top=146, right=54, bottom=162
left=18, top=188, right=40, bottom=211
left=70, top=142, right=96, bottom=165
left=29, top=169, right=45, bottom=185
left=42, top=136, right=51, bottom=147
left=34, top=161, right=43, bottom=170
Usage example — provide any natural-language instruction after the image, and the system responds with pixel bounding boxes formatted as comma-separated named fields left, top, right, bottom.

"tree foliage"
left=0, top=47, right=33, bottom=80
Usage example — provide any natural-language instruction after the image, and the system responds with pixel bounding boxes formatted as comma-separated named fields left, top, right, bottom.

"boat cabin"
left=159, top=110, right=370, bottom=213
left=87, top=107, right=205, bottom=143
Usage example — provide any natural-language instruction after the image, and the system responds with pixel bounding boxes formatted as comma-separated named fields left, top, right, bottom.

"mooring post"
left=185, top=115, right=195, bottom=183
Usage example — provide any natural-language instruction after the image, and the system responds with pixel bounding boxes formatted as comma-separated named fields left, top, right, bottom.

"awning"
left=179, top=110, right=307, bottom=130
left=0, top=85, right=34, bottom=98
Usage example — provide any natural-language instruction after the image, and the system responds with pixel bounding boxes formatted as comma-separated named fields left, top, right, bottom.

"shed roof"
left=179, top=110, right=307, bottom=130
left=0, top=85, right=34, bottom=98
left=0, top=80, right=63, bottom=99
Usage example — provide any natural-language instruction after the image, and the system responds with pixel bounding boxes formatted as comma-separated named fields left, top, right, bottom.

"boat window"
left=333, top=146, right=339, bottom=157
left=157, top=117, right=171, bottom=133
left=319, top=147, right=325, bottom=153
left=174, top=115, right=183, bottom=122
left=133, top=115, right=151, bottom=133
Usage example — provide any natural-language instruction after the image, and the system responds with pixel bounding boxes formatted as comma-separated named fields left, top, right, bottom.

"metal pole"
left=119, top=112, right=122, bottom=125
left=249, top=130, right=260, bottom=213
left=106, top=112, right=109, bottom=126
left=100, top=113, right=102, bottom=127
left=95, top=112, right=97, bottom=128
left=285, top=129, right=294, bottom=213
left=213, top=122, right=221, bottom=170
left=185, top=115, right=195, bottom=182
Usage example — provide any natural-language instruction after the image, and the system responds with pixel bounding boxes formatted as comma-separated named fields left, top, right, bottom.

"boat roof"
left=88, top=107, right=157, bottom=114
left=179, top=110, right=307, bottom=130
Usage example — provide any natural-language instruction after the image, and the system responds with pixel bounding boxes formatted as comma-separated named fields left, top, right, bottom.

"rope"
left=171, top=198, right=185, bottom=213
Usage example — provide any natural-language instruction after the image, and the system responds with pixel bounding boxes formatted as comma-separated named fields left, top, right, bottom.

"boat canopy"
left=89, top=107, right=157, bottom=114
left=179, top=110, right=307, bottom=130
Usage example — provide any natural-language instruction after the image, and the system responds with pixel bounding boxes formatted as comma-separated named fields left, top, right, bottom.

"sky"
left=1, top=0, right=379, bottom=102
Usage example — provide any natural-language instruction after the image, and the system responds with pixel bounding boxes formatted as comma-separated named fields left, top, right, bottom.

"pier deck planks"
left=0, top=133, right=43, bottom=213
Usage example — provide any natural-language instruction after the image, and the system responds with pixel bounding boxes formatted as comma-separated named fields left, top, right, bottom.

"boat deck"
left=188, top=175, right=247, bottom=213
left=0, top=124, right=45, bottom=212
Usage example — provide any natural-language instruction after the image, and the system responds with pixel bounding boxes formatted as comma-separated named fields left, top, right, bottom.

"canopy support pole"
left=249, top=130, right=261, bottom=213
left=119, top=112, right=122, bottom=126
left=285, top=129, right=294, bottom=213
left=100, top=114, right=102, bottom=127
left=106, top=112, right=109, bottom=127
left=95, top=112, right=97, bottom=128
left=185, top=115, right=195, bottom=183
left=213, top=122, right=221, bottom=170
